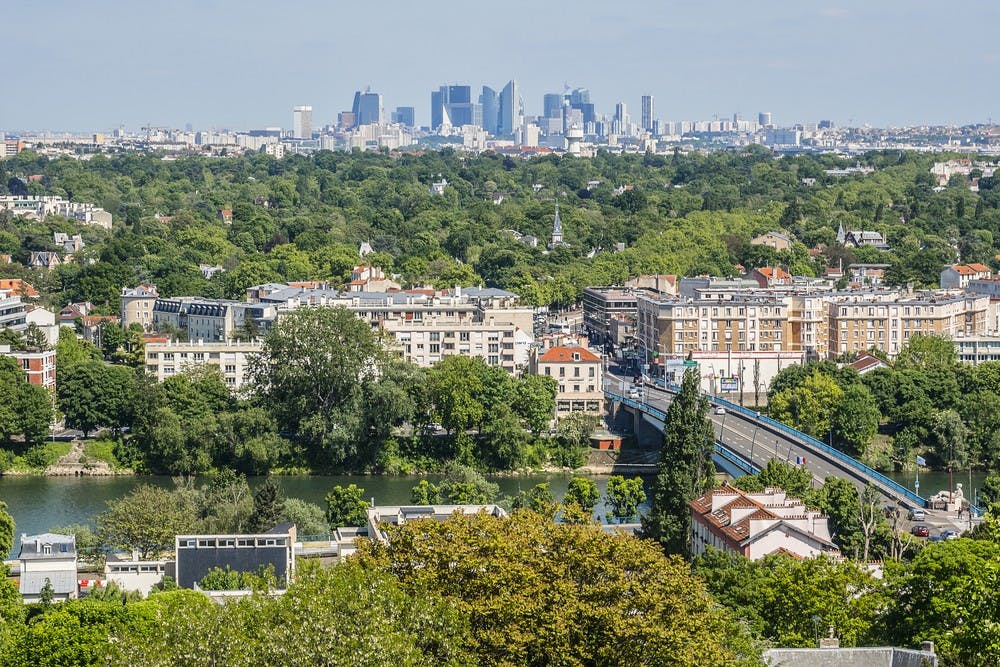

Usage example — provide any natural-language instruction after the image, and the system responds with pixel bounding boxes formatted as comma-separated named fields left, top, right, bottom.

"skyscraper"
left=613, top=102, right=628, bottom=135
left=431, top=85, right=478, bottom=130
left=565, top=87, right=595, bottom=125
left=543, top=93, right=563, bottom=119
left=641, top=95, right=654, bottom=131
left=392, top=107, right=415, bottom=128
left=352, top=89, right=384, bottom=126
left=292, top=105, right=312, bottom=139
left=759, top=111, right=772, bottom=127
left=480, top=86, right=499, bottom=135
left=498, top=80, right=522, bottom=137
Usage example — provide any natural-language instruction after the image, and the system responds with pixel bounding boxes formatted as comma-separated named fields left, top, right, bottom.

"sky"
left=3, top=0, right=999, bottom=132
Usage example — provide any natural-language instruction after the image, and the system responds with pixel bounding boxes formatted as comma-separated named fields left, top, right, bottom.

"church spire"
left=551, top=200, right=563, bottom=246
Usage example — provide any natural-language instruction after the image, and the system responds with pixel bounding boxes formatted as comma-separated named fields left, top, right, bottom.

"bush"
left=84, top=439, right=121, bottom=469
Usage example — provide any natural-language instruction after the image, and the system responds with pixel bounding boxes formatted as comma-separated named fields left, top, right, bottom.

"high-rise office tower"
left=480, top=86, right=499, bottom=135
left=498, top=80, right=522, bottom=137
left=641, top=95, right=654, bottom=131
left=543, top=93, right=563, bottom=119
left=292, top=105, right=313, bottom=139
left=759, top=111, right=772, bottom=127
left=613, top=102, right=628, bottom=135
left=392, top=107, right=415, bottom=128
left=352, top=89, right=384, bottom=126
left=431, top=85, right=478, bottom=130
left=564, top=87, right=595, bottom=125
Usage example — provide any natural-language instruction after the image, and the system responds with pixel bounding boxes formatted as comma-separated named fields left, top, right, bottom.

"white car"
left=714, top=407, right=726, bottom=415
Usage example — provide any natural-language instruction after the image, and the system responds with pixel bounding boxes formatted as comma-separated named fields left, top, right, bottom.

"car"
left=911, top=525, right=930, bottom=537
left=927, top=535, right=943, bottom=543
left=940, top=529, right=959, bottom=540
left=909, top=509, right=926, bottom=522
left=714, top=407, right=726, bottom=415
left=883, top=504, right=898, bottom=518
left=627, top=389, right=640, bottom=399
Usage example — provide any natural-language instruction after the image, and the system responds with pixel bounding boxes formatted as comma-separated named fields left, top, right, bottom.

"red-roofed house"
left=529, top=344, right=603, bottom=416
left=690, top=483, right=840, bottom=560
left=848, top=352, right=891, bottom=376
left=941, top=263, right=992, bottom=289
left=750, top=266, right=793, bottom=287
left=0, top=279, right=39, bottom=298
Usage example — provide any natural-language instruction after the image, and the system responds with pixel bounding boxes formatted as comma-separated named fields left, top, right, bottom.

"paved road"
left=606, top=372, right=915, bottom=506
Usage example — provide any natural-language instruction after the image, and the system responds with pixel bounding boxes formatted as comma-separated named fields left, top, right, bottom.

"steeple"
left=551, top=200, right=563, bottom=246
left=836, top=220, right=846, bottom=245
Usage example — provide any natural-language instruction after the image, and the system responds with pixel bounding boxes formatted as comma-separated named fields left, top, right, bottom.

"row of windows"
left=179, top=537, right=286, bottom=549
left=542, top=366, right=597, bottom=378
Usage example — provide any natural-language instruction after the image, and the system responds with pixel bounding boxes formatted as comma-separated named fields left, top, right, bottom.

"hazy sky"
left=4, top=0, right=998, bottom=132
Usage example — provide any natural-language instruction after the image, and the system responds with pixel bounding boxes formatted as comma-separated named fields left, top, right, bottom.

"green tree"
left=604, top=475, right=646, bottom=523
left=14, top=383, right=53, bottom=443
left=512, top=374, right=557, bottom=434
left=279, top=498, right=328, bottom=535
left=249, top=307, right=392, bottom=467
left=877, top=538, right=1000, bottom=665
left=324, top=483, right=369, bottom=528
left=644, top=367, right=715, bottom=553
left=932, top=408, right=969, bottom=468
left=895, top=333, right=957, bottom=368
left=512, top=483, right=557, bottom=517
left=769, top=370, right=844, bottom=438
left=355, top=508, right=756, bottom=666
left=0, top=500, right=14, bottom=558
left=436, top=463, right=499, bottom=504
left=247, top=477, right=285, bottom=533
left=733, top=459, right=814, bottom=500
left=410, top=479, right=440, bottom=505
left=564, top=476, right=601, bottom=515
left=832, top=384, right=880, bottom=455
left=97, top=484, right=198, bottom=559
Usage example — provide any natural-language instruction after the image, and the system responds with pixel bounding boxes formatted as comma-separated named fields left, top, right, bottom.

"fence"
left=608, top=383, right=928, bottom=508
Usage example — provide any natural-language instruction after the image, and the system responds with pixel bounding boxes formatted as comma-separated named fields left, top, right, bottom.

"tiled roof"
left=758, top=267, right=791, bottom=279
left=967, top=263, right=991, bottom=273
left=537, top=345, right=601, bottom=363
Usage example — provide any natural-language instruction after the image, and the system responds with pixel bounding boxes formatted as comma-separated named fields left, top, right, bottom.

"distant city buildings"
left=292, top=105, right=312, bottom=139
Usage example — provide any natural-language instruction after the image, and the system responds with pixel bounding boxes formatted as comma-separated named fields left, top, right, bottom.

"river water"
left=0, top=473, right=648, bottom=557
left=0, top=467, right=987, bottom=558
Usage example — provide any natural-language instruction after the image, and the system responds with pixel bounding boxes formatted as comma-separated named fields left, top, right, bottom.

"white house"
left=18, top=533, right=78, bottom=602
left=940, top=263, right=992, bottom=290
left=689, top=484, right=840, bottom=560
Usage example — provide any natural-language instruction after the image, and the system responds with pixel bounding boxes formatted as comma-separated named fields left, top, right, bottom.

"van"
left=909, top=508, right=926, bottom=522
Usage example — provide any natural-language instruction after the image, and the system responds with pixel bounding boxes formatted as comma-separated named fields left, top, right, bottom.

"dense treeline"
left=2, top=147, right=999, bottom=313
left=5, top=500, right=1000, bottom=665
left=46, top=309, right=585, bottom=475
left=768, top=334, right=1000, bottom=474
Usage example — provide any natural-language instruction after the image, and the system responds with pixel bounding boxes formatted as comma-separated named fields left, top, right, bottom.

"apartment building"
left=582, top=286, right=637, bottom=346
left=120, top=284, right=159, bottom=330
left=0, top=345, right=56, bottom=389
left=940, top=263, right=992, bottom=290
left=151, top=298, right=274, bottom=342
left=257, top=285, right=534, bottom=374
left=529, top=344, right=603, bottom=415
left=0, top=196, right=112, bottom=229
left=144, top=339, right=262, bottom=391
left=827, top=293, right=989, bottom=357
left=636, top=292, right=792, bottom=362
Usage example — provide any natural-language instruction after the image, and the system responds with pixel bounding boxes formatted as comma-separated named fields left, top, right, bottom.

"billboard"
left=719, top=377, right=741, bottom=393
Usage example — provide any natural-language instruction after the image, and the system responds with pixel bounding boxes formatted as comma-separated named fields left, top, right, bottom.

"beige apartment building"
left=120, top=284, right=159, bottom=330
left=529, top=345, right=603, bottom=415
left=827, top=293, right=989, bottom=357
left=257, top=285, right=534, bottom=374
left=636, top=292, right=792, bottom=361
left=144, top=339, right=262, bottom=391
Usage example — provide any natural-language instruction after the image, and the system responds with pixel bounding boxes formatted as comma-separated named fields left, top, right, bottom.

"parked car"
left=927, top=535, right=943, bottom=543
left=714, top=407, right=726, bottom=415
left=911, top=525, right=930, bottom=537
left=909, top=508, right=926, bottom=522
left=883, top=505, right=898, bottom=518
left=940, top=529, right=959, bottom=540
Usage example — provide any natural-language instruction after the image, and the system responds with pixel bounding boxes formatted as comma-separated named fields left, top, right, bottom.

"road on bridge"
left=605, top=371, right=919, bottom=508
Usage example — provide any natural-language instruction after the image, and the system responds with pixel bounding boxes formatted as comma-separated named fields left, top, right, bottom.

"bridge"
left=604, top=374, right=928, bottom=509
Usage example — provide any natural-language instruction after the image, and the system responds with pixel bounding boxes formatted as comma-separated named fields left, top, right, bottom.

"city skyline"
left=2, top=0, right=999, bottom=132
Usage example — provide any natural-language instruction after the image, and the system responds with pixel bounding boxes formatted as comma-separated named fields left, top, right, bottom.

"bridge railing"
left=610, top=380, right=927, bottom=508
left=714, top=442, right=761, bottom=475
left=706, top=394, right=926, bottom=508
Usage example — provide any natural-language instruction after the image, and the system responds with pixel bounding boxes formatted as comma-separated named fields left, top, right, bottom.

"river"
left=0, top=467, right=987, bottom=558
left=0, top=473, right=650, bottom=557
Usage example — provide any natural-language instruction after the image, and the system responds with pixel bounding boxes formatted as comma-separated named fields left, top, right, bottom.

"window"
left=544, top=366, right=550, bottom=375
left=460, top=332, right=470, bottom=341
left=430, top=344, right=440, bottom=353
left=589, top=367, right=595, bottom=377
left=429, top=332, right=440, bottom=342
left=225, top=365, right=236, bottom=373
left=488, top=344, right=499, bottom=353
left=559, top=367, right=566, bottom=377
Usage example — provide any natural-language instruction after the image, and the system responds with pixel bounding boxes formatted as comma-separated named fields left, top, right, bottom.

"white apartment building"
left=144, top=339, right=262, bottom=391
left=256, top=286, right=534, bottom=374
left=0, top=196, right=112, bottom=229
left=689, top=484, right=840, bottom=560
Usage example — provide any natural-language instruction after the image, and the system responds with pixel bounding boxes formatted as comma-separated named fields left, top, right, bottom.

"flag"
left=916, top=455, right=927, bottom=466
